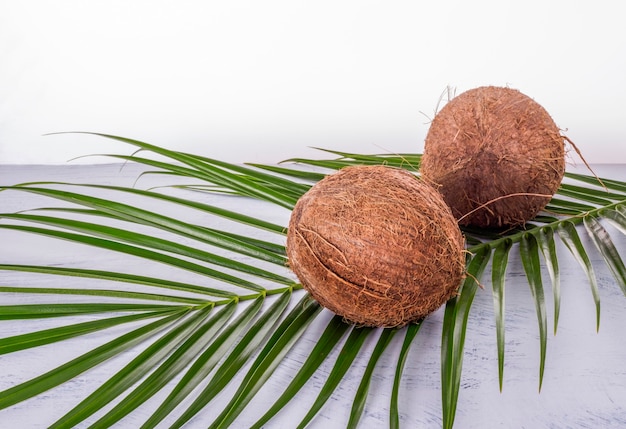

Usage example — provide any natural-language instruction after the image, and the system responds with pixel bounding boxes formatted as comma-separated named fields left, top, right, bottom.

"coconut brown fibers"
left=286, top=165, right=465, bottom=327
left=420, top=86, right=565, bottom=229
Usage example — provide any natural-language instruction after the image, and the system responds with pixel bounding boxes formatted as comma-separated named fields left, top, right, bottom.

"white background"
left=1, top=0, right=625, bottom=164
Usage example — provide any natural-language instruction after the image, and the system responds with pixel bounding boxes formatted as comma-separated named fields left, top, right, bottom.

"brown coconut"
left=420, top=86, right=565, bottom=229
left=286, top=165, right=465, bottom=327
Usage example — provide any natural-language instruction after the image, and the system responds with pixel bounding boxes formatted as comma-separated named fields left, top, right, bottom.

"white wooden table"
left=0, top=163, right=625, bottom=428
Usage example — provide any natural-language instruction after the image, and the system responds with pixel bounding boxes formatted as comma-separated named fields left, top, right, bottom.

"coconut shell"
left=420, top=86, right=565, bottom=229
left=286, top=165, right=465, bottom=327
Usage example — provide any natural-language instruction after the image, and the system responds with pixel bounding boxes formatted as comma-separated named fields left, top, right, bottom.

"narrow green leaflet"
left=191, top=154, right=311, bottom=198
left=390, top=322, right=421, bottom=429
left=441, top=247, right=491, bottom=429
left=537, top=227, right=561, bottom=334
left=583, top=216, right=626, bottom=295
left=0, top=310, right=177, bottom=355
left=311, top=147, right=421, bottom=168
left=142, top=290, right=292, bottom=429
left=4, top=183, right=287, bottom=264
left=0, top=285, right=208, bottom=305
left=295, top=326, right=373, bottom=429
left=45, top=181, right=288, bottom=235
left=282, top=148, right=420, bottom=171
left=171, top=294, right=320, bottom=429
left=0, top=224, right=266, bottom=293
left=0, top=309, right=188, bottom=410
left=277, top=158, right=362, bottom=171
left=546, top=197, right=596, bottom=213
left=520, top=233, right=548, bottom=392
left=0, top=264, right=236, bottom=299
left=246, top=163, right=326, bottom=182
left=0, top=212, right=291, bottom=286
left=557, top=185, right=614, bottom=206
left=602, top=208, right=626, bottom=235
left=203, top=296, right=322, bottom=429
left=557, top=221, right=601, bottom=330
left=348, top=328, right=397, bottom=429
left=491, top=238, right=513, bottom=391
left=0, top=303, right=182, bottom=320
left=250, top=315, right=351, bottom=429
left=85, top=300, right=242, bottom=429
left=49, top=305, right=218, bottom=428
left=565, top=172, right=626, bottom=194
left=70, top=133, right=299, bottom=209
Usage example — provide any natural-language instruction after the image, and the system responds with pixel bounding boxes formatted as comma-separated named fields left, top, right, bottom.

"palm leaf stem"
left=467, top=197, right=626, bottom=255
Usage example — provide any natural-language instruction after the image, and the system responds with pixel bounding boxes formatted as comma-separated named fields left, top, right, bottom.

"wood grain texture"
left=1, top=163, right=625, bottom=428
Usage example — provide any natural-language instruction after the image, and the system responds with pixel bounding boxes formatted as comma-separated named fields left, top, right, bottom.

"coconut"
left=286, top=165, right=465, bottom=327
left=420, top=86, right=565, bottom=229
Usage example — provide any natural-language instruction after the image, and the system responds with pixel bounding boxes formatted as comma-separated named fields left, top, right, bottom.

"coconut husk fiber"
left=286, top=165, right=465, bottom=328
left=420, top=86, right=565, bottom=229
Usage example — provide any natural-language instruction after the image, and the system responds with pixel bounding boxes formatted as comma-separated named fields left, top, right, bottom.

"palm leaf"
left=143, top=290, right=292, bottom=429
left=1, top=133, right=625, bottom=428
left=519, top=233, right=548, bottom=392
left=537, top=226, right=561, bottom=334
left=0, top=264, right=237, bottom=299
left=557, top=221, right=602, bottom=330
left=249, top=315, right=351, bottom=429
left=295, top=326, right=373, bottom=429
left=78, top=300, right=244, bottom=429
left=491, top=238, right=513, bottom=391
left=348, top=327, right=397, bottom=429
left=0, top=212, right=289, bottom=285
left=0, top=310, right=188, bottom=410
left=441, top=247, right=491, bottom=429
left=584, top=215, right=626, bottom=294
left=202, top=295, right=321, bottom=429
left=0, top=310, right=179, bottom=355
left=390, top=322, right=421, bottom=429
left=49, top=304, right=227, bottom=429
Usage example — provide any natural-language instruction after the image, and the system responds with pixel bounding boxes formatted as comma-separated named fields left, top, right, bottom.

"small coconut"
left=420, top=86, right=565, bottom=229
left=286, top=165, right=465, bottom=327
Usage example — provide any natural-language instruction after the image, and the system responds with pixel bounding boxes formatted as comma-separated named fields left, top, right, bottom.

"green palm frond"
left=1, top=132, right=625, bottom=428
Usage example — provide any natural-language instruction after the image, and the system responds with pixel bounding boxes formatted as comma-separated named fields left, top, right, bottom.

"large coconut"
left=420, top=86, right=565, bottom=229
left=286, top=165, right=465, bottom=327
